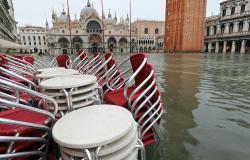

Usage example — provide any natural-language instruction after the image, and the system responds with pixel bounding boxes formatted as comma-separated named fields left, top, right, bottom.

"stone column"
left=210, top=26, right=214, bottom=35
left=225, top=23, right=230, bottom=34
left=217, top=24, right=221, bottom=34
left=208, top=42, right=212, bottom=53
left=243, top=20, right=249, bottom=32
left=231, top=41, right=236, bottom=53
left=215, top=41, right=219, bottom=53
left=233, top=22, right=239, bottom=33
left=223, top=41, right=227, bottom=53
left=240, top=40, right=246, bottom=54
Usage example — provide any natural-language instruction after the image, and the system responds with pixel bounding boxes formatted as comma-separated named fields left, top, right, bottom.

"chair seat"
left=104, top=85, right=142, bottom=108
left=0, top=109, right=48, bottom=136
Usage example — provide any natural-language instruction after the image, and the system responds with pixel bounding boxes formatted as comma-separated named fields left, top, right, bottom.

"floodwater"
left=135, top=53, right=250, bottom=160
left=40, top=53, right=250, bottom=160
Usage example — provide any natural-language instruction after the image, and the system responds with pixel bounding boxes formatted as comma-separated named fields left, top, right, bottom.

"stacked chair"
left=0, top=50, right=164, bottom=159
left=103, top=53, right=163, bottom=146
left=0, top=79, right=58, bottom=160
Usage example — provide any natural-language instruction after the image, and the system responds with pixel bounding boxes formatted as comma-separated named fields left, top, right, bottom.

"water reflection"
left=163, top=54, right=201, bottom=160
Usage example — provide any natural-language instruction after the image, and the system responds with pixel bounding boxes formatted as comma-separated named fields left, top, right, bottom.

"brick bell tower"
left=164, top=0, right=207, bottom=53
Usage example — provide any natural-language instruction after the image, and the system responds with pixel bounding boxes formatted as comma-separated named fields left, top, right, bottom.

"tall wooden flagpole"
left=130, top=0, right=132, bottom=53
left=67, top=0, right=73, bottom=54
left=101, top=0, right=105, bottom=53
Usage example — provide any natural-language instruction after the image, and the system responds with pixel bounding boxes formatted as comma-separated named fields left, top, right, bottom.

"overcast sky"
left=13, top=0, right=220, bottom=27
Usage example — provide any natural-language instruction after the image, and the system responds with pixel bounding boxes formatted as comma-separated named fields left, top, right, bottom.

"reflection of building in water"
left=164, top=55, right=201, bottom=159
left=205, top=0, right=250, bottom=53
left=48, top=0, right=165, bottom=55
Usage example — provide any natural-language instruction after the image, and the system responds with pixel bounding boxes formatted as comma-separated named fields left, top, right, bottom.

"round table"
left=52, top=105, right=134, bottom=149
left=36, top=69, right=80, bottom=80
left=39, top=74, right=98, bottom=113
left=39, top=74, right=97, bottom=89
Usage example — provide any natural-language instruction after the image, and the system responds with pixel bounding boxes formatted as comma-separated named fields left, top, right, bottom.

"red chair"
left=104, top=53, right=148, bottom=108
left=80, top=52, right=100, bottom=73
left=56, top=54, right=70, bottom=68
left=73, top=50, right=88, bottom=70
left=0, top=79, right=58, bottom=160
left=23, top=56, right=35, bottom=65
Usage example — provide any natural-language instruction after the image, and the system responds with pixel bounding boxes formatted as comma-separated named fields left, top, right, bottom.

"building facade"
left=48, top=0, right=165, bottom=55
left=18, top=25, right=49, bottom=54
left=131, top=20, right=165, bottom=53
left=164, top=0, right=207, bottom=52
left=48, top=0, right=133, bottom=55
left=205, top=0, right=250, bottom=53
left=0, top=0, right=18, bottom=42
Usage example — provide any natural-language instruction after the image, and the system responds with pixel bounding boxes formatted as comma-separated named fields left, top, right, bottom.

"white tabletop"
left=52, top=105, right=134, bottom=149
left=39, top=74, right=97, bottom=89
left=61, top=122, right=137, bottom=156
left=36, top=69, right=79, bottom=79
left=37, top=67, right=66, bottom=73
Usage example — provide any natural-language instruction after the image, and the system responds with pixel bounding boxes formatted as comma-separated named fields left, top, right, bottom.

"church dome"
left=80, top=0, right=98, bottom=18
left=106, top=11, right=114, bottom=25
left=58, top=9, right=67, bottom=22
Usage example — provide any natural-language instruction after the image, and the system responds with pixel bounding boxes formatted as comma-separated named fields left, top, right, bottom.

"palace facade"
left=48, top=0, right=165, bottom=55
left=18, top=25, right=49, bottom=54
left=205, top=0, right=250, bottom=53
left=0, top=0, right=18, bottom=50
left=131, top=20, right=165, bottom=53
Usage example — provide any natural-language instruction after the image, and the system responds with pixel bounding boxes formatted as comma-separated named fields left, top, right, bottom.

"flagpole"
left=66, top=0, right=73, bottom=55
left=101, top=0, right=105, bottom=53
left=130, top=0, right=132, bottom=53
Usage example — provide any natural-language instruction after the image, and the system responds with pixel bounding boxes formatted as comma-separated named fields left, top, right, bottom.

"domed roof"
left=58, top=9, right=67, bottom=22
left=106, top=11, right=114, bottom=25
left=80, top=0, right=98, bottom=17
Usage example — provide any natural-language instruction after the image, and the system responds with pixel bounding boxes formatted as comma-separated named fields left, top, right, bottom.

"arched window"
left=222, top=9, right=226, bottom=17
left=231, top=7, right=235, bottom=15
left=62, top=30, right=65, bottom=33
left=221, top=24, right=225, bottom=34
left=155, top=28, right=159, bottom=34
left=229, top=23, right=234, bottom=33
left=144, top=28, right=148, bottom=34
left=241, top=4, right=246, bottom=13
left=86, top=21, right=101, bottom=33
left=207, top=26, right=210, bottom=36
left=214, top=26, right=217, bottom=35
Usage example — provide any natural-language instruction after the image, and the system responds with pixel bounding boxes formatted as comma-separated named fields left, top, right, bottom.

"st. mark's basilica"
left=47, top=0, right=164, bottom=55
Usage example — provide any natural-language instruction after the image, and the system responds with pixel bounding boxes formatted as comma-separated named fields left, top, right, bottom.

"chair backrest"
left=12, top=55, right=23, bottom=60
left=56, top=54, right=70, bottom=68
left=130, top=53, right=148, bottom=85
left=23, top=56, right=35, bottom=65
left=105, top=52, right=115, bottom=69
left=0, top=54, right=7, bottom=68
left=0, top=98, right=55, bottom=159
